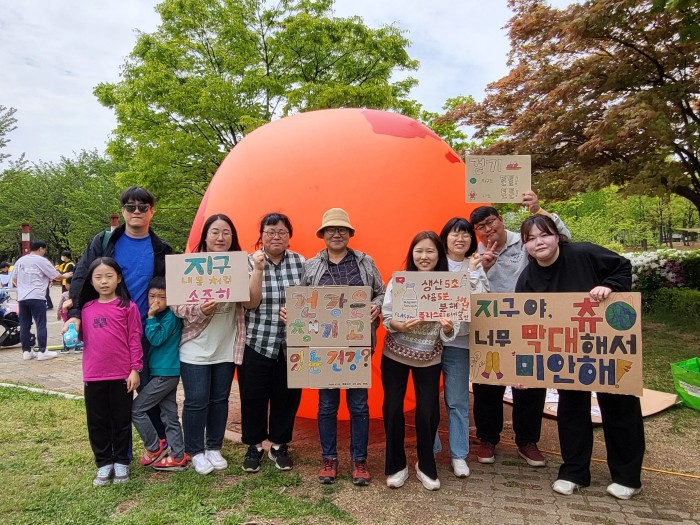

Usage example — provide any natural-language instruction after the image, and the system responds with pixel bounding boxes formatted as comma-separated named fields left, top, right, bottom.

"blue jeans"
left=318, top=388, right=369, bottom=461
left=179, top=361, right=235, bottom=456
left=434, top=345, right=470, bottom=459
left=18, top=299, right=48, bottom=351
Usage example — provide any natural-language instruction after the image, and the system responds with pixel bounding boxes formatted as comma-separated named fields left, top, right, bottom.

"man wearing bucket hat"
left=300, top=208, right=385, bottom=486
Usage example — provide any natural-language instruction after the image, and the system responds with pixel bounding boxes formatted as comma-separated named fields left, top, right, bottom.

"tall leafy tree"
left=95, top=0, right=419, bottom=212
left=443, top=0, right=700, bottom=215
left=0, top=151, right=123, bottom=261
left=0, top=105, right=18, bottom=166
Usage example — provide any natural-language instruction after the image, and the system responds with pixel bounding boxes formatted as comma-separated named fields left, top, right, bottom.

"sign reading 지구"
left=469, top=292, right=643, bottom=395
left=466, top=155, right=532, bottom=203
left=165, top=251, right=250, bottom=305
left=286, top=286, right=372, bottom=388
left=391, top=272, right=471, bottom=322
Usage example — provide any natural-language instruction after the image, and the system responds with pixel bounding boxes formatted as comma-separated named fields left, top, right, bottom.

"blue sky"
left=0, top=0, right=573, bottom=164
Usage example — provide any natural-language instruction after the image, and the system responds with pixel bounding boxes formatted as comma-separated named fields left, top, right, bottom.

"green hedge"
left=649, top=288, right=700, bottom=322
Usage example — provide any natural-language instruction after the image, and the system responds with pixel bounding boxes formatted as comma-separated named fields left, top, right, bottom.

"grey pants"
left=132, top=376, right=185, bottom=459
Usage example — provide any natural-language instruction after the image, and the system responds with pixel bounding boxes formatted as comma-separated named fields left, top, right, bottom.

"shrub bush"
left=650, top=288, right=700, bottom=323
left=623, top=249, right=700, bottom=309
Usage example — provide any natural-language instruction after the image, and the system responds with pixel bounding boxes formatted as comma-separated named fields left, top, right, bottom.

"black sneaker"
left=268, top=444, right=293, bottom=471
left=242, top=445, right=264, bottom=473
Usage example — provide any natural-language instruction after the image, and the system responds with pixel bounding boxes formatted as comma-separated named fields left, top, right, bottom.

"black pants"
left=381, top=354, right=441, bottom=479
left=238, top=344, right=302, bottom=446
left=473, top=383, right=546, bottom=446
left=85, top=379, right=133, bottom=467
left=557, top=390, right=645, bottom=488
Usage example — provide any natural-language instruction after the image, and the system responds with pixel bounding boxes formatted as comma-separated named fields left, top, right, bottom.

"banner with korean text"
left=165, top=251, right=250, bottom=305
left=469, top=292, right=643, bottom=395
left=391, top=271, right=471, bottom=322
left=466, top=155, right=531, bottom=203
left=286, top=286, right=372, bottom=388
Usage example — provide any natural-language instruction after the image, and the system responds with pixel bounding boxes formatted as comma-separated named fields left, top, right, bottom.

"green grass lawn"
left=641, top=310, right=700, bottom=435
left=1, top=311, right=698, bottom=525
left=0, top=387, right=351, bottom=525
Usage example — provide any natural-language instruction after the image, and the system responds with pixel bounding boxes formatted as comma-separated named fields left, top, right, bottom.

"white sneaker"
left=386, top=467, right=409, bottom=488
left=37, top=350, right=58, bottom=361
left=415, top=462, right=440, bottom=490
left=113, top=463, right=129, bottom=484
left=606, top=482, right=641, bottom=500
left=93, top=464, right=113, bottom=486
left=205, top=449, right=228, bottom=470
left=22, top=351, right=37, bottom=361
left=191, top=453, right=214, bottom=475
left=451, top=458, right=470, bottom=478
left=552, top=479, right=582, bottom=495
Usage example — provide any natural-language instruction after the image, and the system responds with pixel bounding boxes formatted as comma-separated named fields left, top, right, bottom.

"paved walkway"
left=1, top=287, right=698, bottom=524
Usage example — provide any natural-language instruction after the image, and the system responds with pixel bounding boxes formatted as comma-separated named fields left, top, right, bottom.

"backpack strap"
left=101, top=230, right=112, bottom=252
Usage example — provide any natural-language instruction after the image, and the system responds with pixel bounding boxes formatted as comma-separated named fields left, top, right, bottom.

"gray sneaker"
left=113, top=463, right=129, bottom=484
left=93, top=464, right=113, bottom=486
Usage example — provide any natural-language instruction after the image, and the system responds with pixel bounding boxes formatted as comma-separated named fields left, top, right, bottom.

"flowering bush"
left=622, top=249, right=700, bottom=308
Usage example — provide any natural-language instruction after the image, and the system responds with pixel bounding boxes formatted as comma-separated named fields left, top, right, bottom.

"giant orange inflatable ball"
left=188, top=108, right=478, bottom=419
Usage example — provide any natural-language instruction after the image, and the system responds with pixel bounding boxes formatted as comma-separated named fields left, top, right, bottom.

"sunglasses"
left=122, top=203, right=151, bottom=213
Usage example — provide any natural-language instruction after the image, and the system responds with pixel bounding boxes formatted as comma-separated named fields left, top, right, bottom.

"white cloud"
left=0, top=0, right=574, bottom=163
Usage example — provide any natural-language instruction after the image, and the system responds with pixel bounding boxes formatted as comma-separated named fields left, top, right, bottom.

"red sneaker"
left=139, top=441, right=169, bottom=466
left=476, top=441, right=496, bottom=464
left=351, top=460, right=371, bottom=486
left=318, top=458, right=338, bottom=484
left=152, top=454, right=189, bottom=471
left=517, top=443, right=546, bottom=467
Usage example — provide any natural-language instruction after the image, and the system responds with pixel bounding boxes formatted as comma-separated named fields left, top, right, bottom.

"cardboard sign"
left=165, top=251, right=250, bottom=305
left=391, top=272, right=471, bottom=321
left=466, top=155, right=531, bottom=203
left=286, top=347, right=372, bottom=388
left=469, top=292, right=643, bottom=395
left=285, top=286, right=372, bottom=347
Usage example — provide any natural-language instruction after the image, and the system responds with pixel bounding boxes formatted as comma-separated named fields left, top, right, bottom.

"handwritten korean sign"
left=165, top=251, right=250, bottom=305
left=286, top=286, right=372, bottom=388
left=286, top=347, right=372, bottom=388
left=466, top=155, right=531, bottom=203
left=469, top=292, right=643, bottom=395
left=391, top=272, right=471, bottom=322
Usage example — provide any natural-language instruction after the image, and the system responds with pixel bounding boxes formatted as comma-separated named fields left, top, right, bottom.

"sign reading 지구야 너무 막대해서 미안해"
left=285, top=286, right=372, bottom=388
left=469, top=292, right=643, bottom=396
left=465, top=155, right=531, bottom=203
left=391, top=271, right=471, bottom=322
left=164, top=251, right=251, bottom=305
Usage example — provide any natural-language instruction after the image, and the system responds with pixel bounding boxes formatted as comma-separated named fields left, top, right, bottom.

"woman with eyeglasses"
left=432, top=218, right=489, bottom=479
left=516, top=215, right=644, bottom=500
left=299, top=208, right=385, bottom=486
left=172, top=214, right=264, bottom=475
left=238, top=213, right=305, bottom=474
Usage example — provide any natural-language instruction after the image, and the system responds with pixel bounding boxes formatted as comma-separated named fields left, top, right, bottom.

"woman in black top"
left=516, top=215, right=644, bottom=501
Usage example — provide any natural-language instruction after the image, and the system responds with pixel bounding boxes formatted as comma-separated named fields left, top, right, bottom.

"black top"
left=515, top=242, right=632, bottom=294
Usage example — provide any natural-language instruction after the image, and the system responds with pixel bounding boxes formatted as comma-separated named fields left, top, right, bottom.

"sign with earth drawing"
left=469, top=292, right=643, bottom=395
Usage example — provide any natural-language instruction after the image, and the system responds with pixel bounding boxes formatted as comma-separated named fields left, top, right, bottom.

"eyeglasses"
left=474, top=217, right=500, bottom=232
left=122, top=203, right=151, bottom=213
left=448, top=231, right=472, bottom=239
left=324, top=227, right=350, bottom=236
left=207, top=229, right=232, bottom=238
left=263, top=230, right=290, bottom=238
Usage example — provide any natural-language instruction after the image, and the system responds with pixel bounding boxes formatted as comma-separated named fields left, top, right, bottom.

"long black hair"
left=194, top=214, right=241, bottom=253
left=439, top=217, right=477, bottom=258
left=78, top=257, right=131, bottom=308
left=404, top=231, right=448, bottom=272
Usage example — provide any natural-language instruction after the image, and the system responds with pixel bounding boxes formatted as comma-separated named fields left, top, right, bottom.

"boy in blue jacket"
left=132, top=277, right=187, bottom=470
